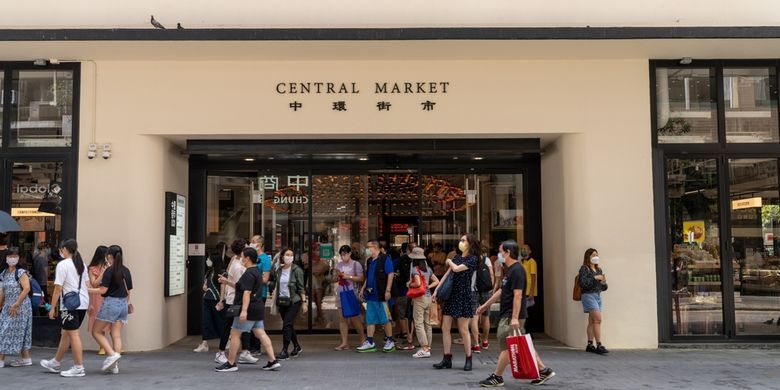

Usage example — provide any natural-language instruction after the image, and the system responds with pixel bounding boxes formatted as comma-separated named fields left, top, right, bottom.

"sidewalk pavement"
left=3, top=334, right=779, bottom=390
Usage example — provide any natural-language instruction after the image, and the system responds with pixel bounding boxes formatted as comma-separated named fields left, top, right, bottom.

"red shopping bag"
left=507, top=331, right=540, bottom=380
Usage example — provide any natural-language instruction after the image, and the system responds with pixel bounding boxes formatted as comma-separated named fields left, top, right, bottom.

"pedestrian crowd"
left=0, top=233, right=611, bottom=387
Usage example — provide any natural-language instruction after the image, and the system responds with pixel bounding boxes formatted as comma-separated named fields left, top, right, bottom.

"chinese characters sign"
left=165, top=192, right=186, bottom=297
left=255, top=175, right=310, bottom=205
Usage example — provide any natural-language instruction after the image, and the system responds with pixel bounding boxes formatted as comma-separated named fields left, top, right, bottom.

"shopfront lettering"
left=273, top=195, right=309, bottom=204
left=275, top=81, right=449, bottom=94
left=12, top=184, right=60, bottom=196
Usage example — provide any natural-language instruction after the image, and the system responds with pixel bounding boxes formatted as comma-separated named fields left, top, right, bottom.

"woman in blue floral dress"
left=432, top=234, right=480, bottom=372
left=0, top=247, right=33, bottom=367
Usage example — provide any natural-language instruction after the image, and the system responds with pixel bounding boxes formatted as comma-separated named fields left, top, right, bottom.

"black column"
left=524, top=156, right=545, bottom=334
left=187, top=155, right=207, bottom=335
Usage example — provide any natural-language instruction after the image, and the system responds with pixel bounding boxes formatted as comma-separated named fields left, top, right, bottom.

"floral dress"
left=0, top=269, right=33, bottom=355
left=442, top=254, right=477, bottom=319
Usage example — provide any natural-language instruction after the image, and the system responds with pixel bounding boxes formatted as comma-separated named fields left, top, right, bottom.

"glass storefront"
left=204, top=171, right=527, bottom=331
left=654, top=60, right=780, bottom=342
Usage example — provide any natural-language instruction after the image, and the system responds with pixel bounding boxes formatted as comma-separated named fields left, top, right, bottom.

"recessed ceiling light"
left=473, top=156, right=483, bottom=160
left=268, top=157, right=275, bottom=160
left=452, top=157, right=459, bottom=160
left=359, top=157, right=369, bottom=161
left=244, top=158, right=255, bottom=162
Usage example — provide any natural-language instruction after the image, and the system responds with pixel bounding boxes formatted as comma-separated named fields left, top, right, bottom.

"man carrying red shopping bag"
left=477, top=240, right=555, bottom=387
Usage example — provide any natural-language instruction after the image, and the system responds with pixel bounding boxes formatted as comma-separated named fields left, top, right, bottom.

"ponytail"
left=60, top=239, right=84, bottom=274
left=108, top=245, right=125, bottom=285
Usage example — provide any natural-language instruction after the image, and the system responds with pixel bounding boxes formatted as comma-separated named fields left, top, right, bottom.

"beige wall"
left=75, top=58, right=657, bottom=350
left=1, top=0, right=778, bottom=28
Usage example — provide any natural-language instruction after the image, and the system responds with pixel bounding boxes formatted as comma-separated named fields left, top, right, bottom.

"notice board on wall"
left=165, top=192, right=186, bottom=297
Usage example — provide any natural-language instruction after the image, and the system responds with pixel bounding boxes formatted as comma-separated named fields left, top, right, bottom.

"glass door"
left=728, top=158, right=780, bottom=335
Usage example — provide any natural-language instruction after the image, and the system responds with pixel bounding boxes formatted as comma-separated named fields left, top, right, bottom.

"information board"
left=165, top=192, right=186, bottom=297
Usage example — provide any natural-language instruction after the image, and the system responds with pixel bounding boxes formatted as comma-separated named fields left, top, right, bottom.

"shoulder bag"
left=436, top=272, right=454, bottom=302
left=123, top=275, right=134, bottom=315
left=572, top=274, right=582, bottom=301
left=406, top=267, right=428, bottom=299
left=62, top=269, right=83, bottom=311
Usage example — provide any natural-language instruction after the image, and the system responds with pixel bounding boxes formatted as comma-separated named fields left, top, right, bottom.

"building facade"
left=1, top=1, right=779, bottom=351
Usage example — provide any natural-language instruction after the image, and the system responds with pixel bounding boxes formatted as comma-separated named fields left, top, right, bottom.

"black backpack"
left=475, top=257, right=493, bottom=292
left=395, top=255, right=411, bottom=290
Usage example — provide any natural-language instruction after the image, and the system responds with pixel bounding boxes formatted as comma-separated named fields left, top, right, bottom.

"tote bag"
left=507, top=331, right=540, bottom=380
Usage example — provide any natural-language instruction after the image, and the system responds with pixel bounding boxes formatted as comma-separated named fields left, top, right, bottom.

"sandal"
left=334, top=345, right=350, bottom=351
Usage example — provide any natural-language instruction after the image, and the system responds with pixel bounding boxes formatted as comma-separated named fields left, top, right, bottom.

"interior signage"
left=732, top=197, right=762, bottom=210
left=11, top=208, right=55, bottom=217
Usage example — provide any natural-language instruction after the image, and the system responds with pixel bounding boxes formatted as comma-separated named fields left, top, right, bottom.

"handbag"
left=339, top=288, right=361, bottom=318
left=123, top=277, right=134, bottom=314
left=406, top=267, right=428, bottom=299
left=572, top=274, right=582, bottom=301
left=276, top=295, right=292, bottom=308
left=507, top=330, right=540, bottom=380
left=436, top=273, right=454, bottom=302
left=225, top=304, right=241, bottom=318
left=62, top=269, right=83, bottom=311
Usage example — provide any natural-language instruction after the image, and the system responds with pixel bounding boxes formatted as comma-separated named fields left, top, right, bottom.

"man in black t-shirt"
left=476, top=240, right=555, bottom=388
left=216, top=247, right=280, bottom=373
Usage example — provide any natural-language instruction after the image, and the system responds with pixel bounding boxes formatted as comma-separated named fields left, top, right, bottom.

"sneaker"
left=412, top=349, right=431, bottom=359
left=10, top=358, right=32, bottom=367
left=479, top=373, right=505, bottom=387
left=531, top=367, right=556, bottom=385
left=290, top=346, right=302, bottom=358
left=215, top=362, right=238, bottom=372
left=215, top=352, right=227, bottom=364
left=595, top=345, right=609, bottom=355
left=111, top=364, right=119, bottom=375
left=0, top=361, right=4, bottom=368
left=482, top=340, right=490, bottom=350
left=472, top=345, right=482, bottom=354
left=40, top=359, right=61, bottom=373
left=194, top=342, right=209, bottom=353
left=356, top=340, right=376, bottom=353
left=262, top=360, right=281, bottom=371
left=102, top=353, right=122, bottom=372
left=276, top=351, right=290, bottom=361
left=382, top=339, right=396, bottom=353
left=585, top=344, right=597, bottom=353
left=60, top=366, right=86, bottom=378
left=238, top=350, right=259, bottom=364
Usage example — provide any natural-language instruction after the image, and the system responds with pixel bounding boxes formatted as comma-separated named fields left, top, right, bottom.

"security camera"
left=101, top=143, right=112, bottom=159
left=87, top=143, right=97, bottom=159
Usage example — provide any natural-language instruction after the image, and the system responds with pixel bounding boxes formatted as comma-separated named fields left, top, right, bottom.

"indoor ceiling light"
left=244, top=158, right=255, bottom=162
left=473, top=156, right=484, bottom=160
left=359, top=157, right=369, bottom=161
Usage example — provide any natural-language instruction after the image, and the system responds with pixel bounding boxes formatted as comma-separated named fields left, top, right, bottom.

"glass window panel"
left=0, top=73, right=4, bottom=146
left=729, top=158, right=780, bottom=335
left=725, top=68, right=779, bottom=143
left=10, top=161, right=64, bottom=311
left=656, top=68, right=718, bottom=143
left=11, top=70, right=74, bottom=147
left=667, top=158, right=724, bottom=335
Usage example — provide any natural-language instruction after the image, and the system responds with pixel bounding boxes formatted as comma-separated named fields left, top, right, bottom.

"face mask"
left=497, top=253, right=505, bottom=265
left=6, top=257, right=19, bottom=267
left=520, top=250, right=528, bottom=258
left=283, top=256, right=294, bottom=265
left=206, top=259, right=213, bottom=268
left=591, top=256, right=600, bottom=265
left=341, top=254, right=350, bottom=262
left=365, top=248, right=373, bottom=258
left=458, top=241, right=468, bottom=253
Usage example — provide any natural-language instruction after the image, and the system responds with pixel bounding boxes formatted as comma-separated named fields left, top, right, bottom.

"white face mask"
left=497, top=253, right=505, bottom=265
left=591, top=256, right=600, bottom=265
left=364, top=248, right=373, bottom=258
left=283, top=255, right=294, bottom=265
left=341, top=254, right=350, bottom=262
left=206, top=259, right=213, bottom=268
left=6, top=257, right=19, bottom=267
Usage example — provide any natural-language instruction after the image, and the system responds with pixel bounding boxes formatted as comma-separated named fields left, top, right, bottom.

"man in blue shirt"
left=249, top=235, right=273, bottom=355
left=358, top=240, right=396, bottom=353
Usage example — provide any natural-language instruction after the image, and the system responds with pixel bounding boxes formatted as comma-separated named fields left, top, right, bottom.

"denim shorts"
left=581, top=292, right=603, bottom=313
left=96, top=296, right=129, bottom=324
left=232, top=318, right=265, bottom=332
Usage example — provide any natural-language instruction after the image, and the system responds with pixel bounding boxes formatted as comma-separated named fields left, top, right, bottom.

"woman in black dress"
left=433, top=234, right=479, bottom=371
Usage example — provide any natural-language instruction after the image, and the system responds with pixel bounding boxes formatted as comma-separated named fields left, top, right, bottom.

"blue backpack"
left=11, top=269, right=45, bottom=309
